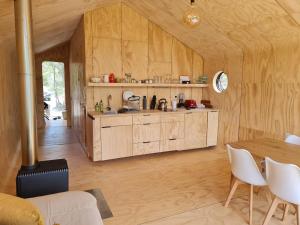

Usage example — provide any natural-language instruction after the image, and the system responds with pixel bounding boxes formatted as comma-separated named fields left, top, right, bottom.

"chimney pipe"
left=14, top=0, right=38, bottom=168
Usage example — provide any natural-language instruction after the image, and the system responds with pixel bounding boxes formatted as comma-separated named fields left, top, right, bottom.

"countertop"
left=88, top=108, right=219, bottom=119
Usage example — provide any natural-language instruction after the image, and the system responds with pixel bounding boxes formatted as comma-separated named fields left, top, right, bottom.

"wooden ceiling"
left=1, top=0, right=300, bottom=57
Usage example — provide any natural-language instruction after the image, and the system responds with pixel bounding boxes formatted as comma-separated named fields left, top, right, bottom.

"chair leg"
left=225, top=179, right=240, bottom=207
left=262, top=197, right=280, bottom=225
left=297, top=205, right=300, bottom=225
left=249, top=184, right=253, bottom=225
left=229, top=173, right=234, bottom=188
left=282, top=204, right=289, bottom=221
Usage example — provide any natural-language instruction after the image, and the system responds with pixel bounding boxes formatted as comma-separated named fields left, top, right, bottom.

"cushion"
left=28, top=191, right=103, bottom=225
left=0, top=193, right=45, bottom=225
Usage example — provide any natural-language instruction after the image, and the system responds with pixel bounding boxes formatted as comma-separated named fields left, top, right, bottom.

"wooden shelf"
left=88, top=82, right=208, bottom=88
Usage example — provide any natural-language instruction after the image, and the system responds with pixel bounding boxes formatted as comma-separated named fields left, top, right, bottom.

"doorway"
left=42, top=61, right=67, bottom=127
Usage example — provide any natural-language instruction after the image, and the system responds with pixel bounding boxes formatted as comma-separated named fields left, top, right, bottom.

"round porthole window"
left=213, top=71, right=228, bottom=93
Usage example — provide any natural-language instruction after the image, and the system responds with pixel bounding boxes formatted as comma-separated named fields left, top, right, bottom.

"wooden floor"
left=6, top=125, right=299, bottom=225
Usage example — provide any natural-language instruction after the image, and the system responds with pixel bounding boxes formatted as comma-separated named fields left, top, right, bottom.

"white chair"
left=285, top=133, right=300, bottom=145
left=225, top=144, right=267, bottom=225
left=262, top=157, right=300, bottom=225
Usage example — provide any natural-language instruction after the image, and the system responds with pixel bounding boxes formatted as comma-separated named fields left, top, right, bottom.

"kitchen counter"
left=88, top=108, right=219, bottom=119
left=86, top=107, right=219, bottom=161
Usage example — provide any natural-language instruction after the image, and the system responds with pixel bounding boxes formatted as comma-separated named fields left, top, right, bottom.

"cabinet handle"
left=169, top=138, right=177, bottom=141
left=143, top=114, right=151, bottom=117
left=101, top=126, right=111, bottom=129
left=186, top=112, right=193, bottom=114
left=143, top=141, right=151, bottom=144
left=143, top=123, right=151, bottom=125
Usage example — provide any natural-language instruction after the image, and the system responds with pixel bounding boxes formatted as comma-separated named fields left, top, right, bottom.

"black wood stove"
left=16, top=159, right=69, bottom=198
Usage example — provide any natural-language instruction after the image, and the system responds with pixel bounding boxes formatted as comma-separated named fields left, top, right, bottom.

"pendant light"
left=183, top=0, right=200, bottom=28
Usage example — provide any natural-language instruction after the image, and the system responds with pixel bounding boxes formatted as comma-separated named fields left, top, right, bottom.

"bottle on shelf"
left=99, top=100, right=104, bottom=113
left=143, top=96, right=147, bottom=110
left=172, top=96, right=178, bottom=111
left=95, top=102, right=100, bottom=112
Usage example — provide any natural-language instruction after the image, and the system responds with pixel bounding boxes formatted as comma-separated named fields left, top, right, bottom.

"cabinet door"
left=184, top=111, right=208, bottom=149
left=207, top=111, right=219, bottom=147
left=101, top=125, right=132, bottom=160
left=161, top=121, right=184, bottom=140
left=133, top=123, right=160, bottom=143
left=160, top=121, right=184, bottom=152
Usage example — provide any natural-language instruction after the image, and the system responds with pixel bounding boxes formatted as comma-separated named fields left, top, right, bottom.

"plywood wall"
left=203, top=52, right=243, bottom=145
left=84, top=3, right=204, bottom=112
left=239, top=40, right=300, bottom=140
left=70, top=18, right=86, bottom=146
left=35, top=42, right=71, bottom=129
left=0, top=40, right=22, bottom=194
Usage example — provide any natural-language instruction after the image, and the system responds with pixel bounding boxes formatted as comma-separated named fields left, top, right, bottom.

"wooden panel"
left=101, top=115, right=132, bottom=127
left=133, top=114, right=161, bottom=125
left=92, top=3, right=121, bottom=39
left=84, top=12, right=94, bottom=82
left=239, top=41, right=300, bottom=140
left=192, top=52, right=204, bottom=78
left=160, top=139, right=184, bottom=152
left=207, top=111, right=219, bottom=147
left=122, top=40, right=148, bottom=79
left=92, top=38, right=122, bottom=76
left=70, top=18, right=86, bottom=147
left=148, top=62, right=171, bottom=77
left=122, top=4, right=148, bottom=42
left=148, top=22, right=172, bottom=63
left=161, top=122, right=184, bottom=140
left=184, top=111, right=208, bottom=149
left=161, top=113, right=184, bottom=123
left=86, top=115, right=102, bottom=161
left=101, top=125, right=133, bottom=160
left=133, top=141, right=160, bottom=156
left=0, top=41, right=21, bottom=193
left=171, top=38, right=193, bottom=78
left=133, top=124, right=161, bottom=143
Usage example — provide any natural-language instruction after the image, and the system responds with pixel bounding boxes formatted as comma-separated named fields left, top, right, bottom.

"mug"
left=103, top=74, right=109, bottom=83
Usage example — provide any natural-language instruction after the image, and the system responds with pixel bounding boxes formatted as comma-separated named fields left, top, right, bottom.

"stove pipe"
left=14, top=0, right=38, bottom=168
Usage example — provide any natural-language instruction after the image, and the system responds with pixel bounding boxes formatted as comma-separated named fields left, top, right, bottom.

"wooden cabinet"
left=160, top=113, right=184, bottom=152
left=133, top=114, right=160, bottom=124
left=184, top=111, right=208, bottom=149
left=133, top=141, right=160, bottom=156
left=133, top=123, right=160, bottom=143
left=101, top=125, right=133, bottom=160
left=207, top=111, right=219, bottom=147
left=100, top=115, right=133, bottom=160
left=87, top=110, right=218, bottom=161
left=86, top=115, right=102, bottom=161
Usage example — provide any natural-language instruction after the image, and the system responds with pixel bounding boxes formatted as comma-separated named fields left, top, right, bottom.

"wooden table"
left=230, top=138, right=300, bottom=167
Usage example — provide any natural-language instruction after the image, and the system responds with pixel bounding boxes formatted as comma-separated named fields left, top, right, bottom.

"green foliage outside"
left=42, top=61, right=65, bottom=111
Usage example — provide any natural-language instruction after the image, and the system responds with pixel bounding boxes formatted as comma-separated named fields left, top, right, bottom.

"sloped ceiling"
left=1, top=0, right=300, bottom=58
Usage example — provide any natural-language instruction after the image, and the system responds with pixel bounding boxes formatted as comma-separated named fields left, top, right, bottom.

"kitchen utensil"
left=109, top=73, right=115, bottom=83
left=184, top=99, right=197, bottom=109
left=172, top=96, right=177, bottom=111
left=123, top=90, right=134, bottom=101
left=143, top=96, right=147, bottom=110
left=103, top=74, right=109, bottom=83
left=177, top=93, right=185, bottom=108
left=128, top=95, right=140, bottom=111
left=150, top=95, right=157, bottom=110
left=158, top=98, right=167, bottom=111
left=90, top=77, right=101, bottom=83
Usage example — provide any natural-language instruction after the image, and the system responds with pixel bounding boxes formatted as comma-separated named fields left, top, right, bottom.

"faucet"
left=107, top=94, right=112, bottom=111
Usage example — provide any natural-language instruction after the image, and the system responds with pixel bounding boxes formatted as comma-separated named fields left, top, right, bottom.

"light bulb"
left=183, top=0, right=200, bottom=27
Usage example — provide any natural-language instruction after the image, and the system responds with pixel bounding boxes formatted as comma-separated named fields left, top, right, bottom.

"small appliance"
left=177, top=93, right=185, bottom=108
left=184, top=99, right=197, bottom=109
left=158, top=98, right=168, bottom=111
